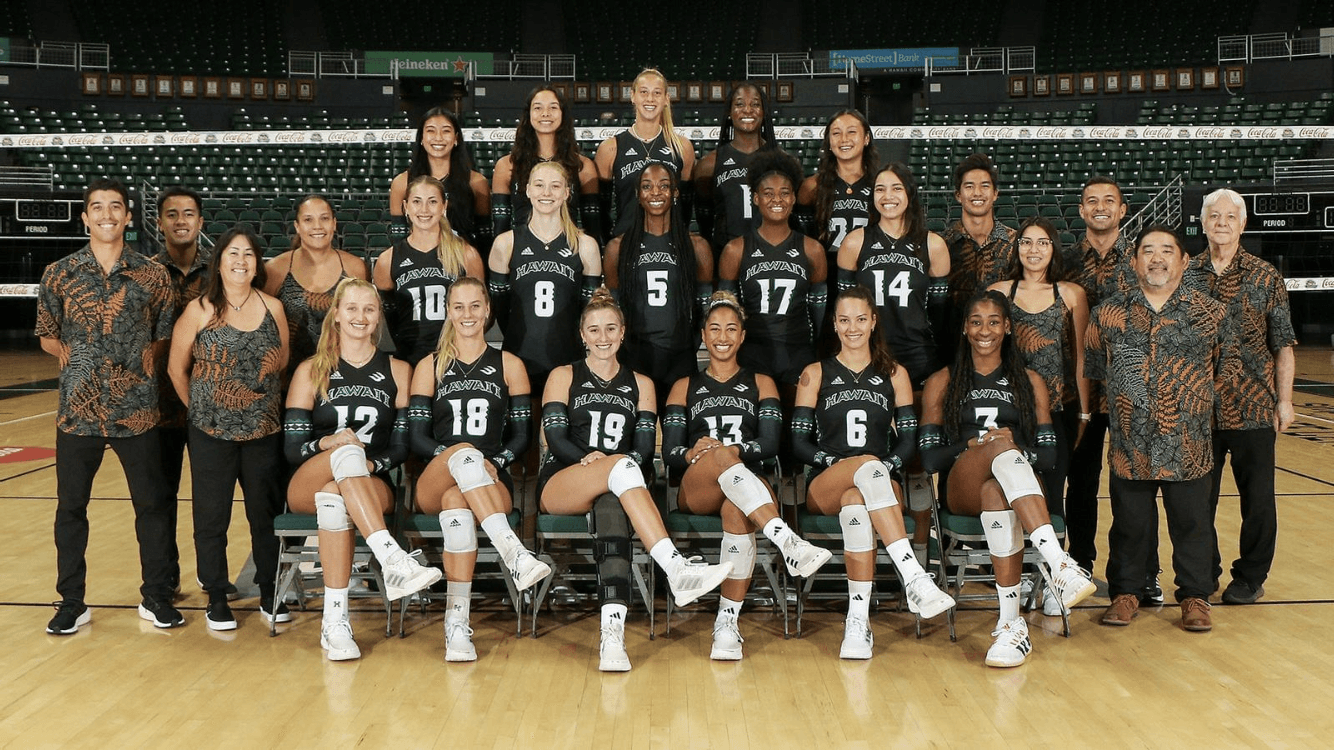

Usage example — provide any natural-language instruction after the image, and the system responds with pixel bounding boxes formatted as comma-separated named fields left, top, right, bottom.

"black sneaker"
left=1222, top=579, right=1264, bottom=604
left=197, top=578, right=241, bottom=601
left=260, top=596, right=292, bottom=624
left=1139, top=571, right=1164, bottom=606
left=206, top=597, right=237, bottom=631
left=46, top=600, right=90, bottom=635
left=138, top=597, right=185, bottom=628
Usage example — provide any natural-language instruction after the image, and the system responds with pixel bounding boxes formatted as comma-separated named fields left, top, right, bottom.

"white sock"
left=323, top=586, right=349, bottom=627
left=649, top=538, right=684, bottom=576
left=446, top=581, right=471, bottom=623
left=848, top=580, right=872, bottom=620
left=997, top=583, right=1021, bottom=626
left=716, top=596, right=743, bottom=623
left=480, top=512, right=522, bottom=563
left=601, top=602, right=628, bottom=630
left=366, top=529, right=401, bottom=566
left=761, top=517, right=795, bottom=548
left=1028, top=524, right=1065, bottom=568
left=886, top=538, right=927, bottom=580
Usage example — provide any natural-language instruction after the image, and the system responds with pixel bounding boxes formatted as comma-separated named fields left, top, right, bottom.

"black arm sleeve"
left=368, top=408, right=410, bottom=474
left=737, top=397, right=782, bottom=463
left=493, top=394, right=531, bottom=469
left=542, top=401, right=588, bottom=466
left=661, top=404, right=689, bottom=472
left=629, top=410, right=657, bottom=469
left=1026, top=423, right=1058, bottom=472
left=581, top=273, right=602, bottom=303
left=491, top=192, right=513, bottom=238
left=717, top=277, right=737, bottom=296
left=791, top=405, right=836, bottom=468
left=928, top=275, right=949, bottom=365
left=487, top=271, right=512, bottom=334
left=886, top=404, right=918, bottom=474
left=578, top=192, right=603, bottom=244
left=793, top=204, right=817, bottom=239
left=918, top=423, right=970, bottom=475
left=836, top=266, right=858, bottom=292
left=807, top=284, right=827, bottom=343
left=694, top=280, right=714, bottom=325
left=389, top=214, right=410, bottom=240
left=283, top=407, right=323, bottom=466
left=408, top=394, right=445, bottom=459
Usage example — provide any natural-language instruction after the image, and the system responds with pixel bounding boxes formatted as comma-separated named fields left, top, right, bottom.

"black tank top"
left=563, top=359, right=640, bottom=457
left=502, top=224, right=584, bottom=374
left=711, top=143, right=761, bottom=247
left=430, top=346, right=509, bottom=457
left=387, top=237, right=462, bottom=365
left=684, top=368, right=761, bottom=447
left=814, top=357, right=898, bottom=461
left=960, top=368, right=1023, bottom=439
left=736, top=229, right=814, bottom=364
left=312, top=350, right=399, bottom=456
left=855, top=225, right=936, bottom=382
left=622, top=231, right=694, bottom=354
left=823, top=174, right=873, bottom=252
left=610, top=129, right=685, bottom=237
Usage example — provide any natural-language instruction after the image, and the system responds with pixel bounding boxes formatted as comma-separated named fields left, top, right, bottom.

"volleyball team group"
left=37, top=67, right=1292, bottom=672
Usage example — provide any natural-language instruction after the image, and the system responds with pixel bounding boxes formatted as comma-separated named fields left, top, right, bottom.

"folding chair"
left=270, top=510, right=396, bottom=639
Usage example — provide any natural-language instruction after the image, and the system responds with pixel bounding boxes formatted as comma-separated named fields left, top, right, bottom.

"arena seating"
left=800, top=2, right=1002, bottom=52
left=561, top=0, right=758, bottom=80
left=1039, top=0, right=1256, bottom=72
left=320, top=0, right=520, bottom=54
left=70, top=0, right=284, bottom=76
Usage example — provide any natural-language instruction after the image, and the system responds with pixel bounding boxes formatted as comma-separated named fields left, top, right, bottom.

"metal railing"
left=746, top=52, right=857, bottom=79
left=1273, top=158, right=1334, bottom=182
left=1124, top=174, right=1184, bottom=240
left=2, top=41, right=110, bottom=70
left=477, top=54, right=576, bottom=80
left=0, top=166, right=54, bottom=191
left=926, top=46, right=1036, bottom=76
left=288, top=51, right=377, bottom=78
left=1219, top=33, right=1334, bottom=63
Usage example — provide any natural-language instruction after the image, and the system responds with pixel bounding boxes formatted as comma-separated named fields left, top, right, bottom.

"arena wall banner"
left=363, top=51, right=494, bottom=77
left=830, top=48, right=959, bottom=69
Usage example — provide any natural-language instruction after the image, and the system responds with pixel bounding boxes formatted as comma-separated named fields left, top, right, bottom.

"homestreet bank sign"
left=364, top=51, right=495, bottom=77
left=829, top=48, right=959, bottom=70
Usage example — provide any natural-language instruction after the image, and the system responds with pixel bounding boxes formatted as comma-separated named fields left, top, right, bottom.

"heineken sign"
left=364, top=51, right=495, bottom=77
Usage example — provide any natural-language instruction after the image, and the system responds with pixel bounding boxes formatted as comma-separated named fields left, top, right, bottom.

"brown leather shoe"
left=1181, top=597, right=1212, bottom=632
left=1101, top=593, right=1139, bottom=626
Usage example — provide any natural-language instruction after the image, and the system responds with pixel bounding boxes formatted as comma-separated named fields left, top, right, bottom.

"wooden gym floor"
left=1, top=345, right=1333, bottom=748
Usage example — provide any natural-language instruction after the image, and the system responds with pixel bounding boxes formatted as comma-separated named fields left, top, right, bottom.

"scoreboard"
left=1183, top=189, right=1334, bottom=234
left=0, top=197, right=85, bottom=239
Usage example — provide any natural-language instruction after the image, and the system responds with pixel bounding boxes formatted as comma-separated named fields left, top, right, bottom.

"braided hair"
left=941, top=291, right=1038, bottom=448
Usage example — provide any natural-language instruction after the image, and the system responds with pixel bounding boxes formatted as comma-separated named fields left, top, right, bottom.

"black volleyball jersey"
left=610, top=129, right=685, bottom=237
left=622, top=232, right=693, bottom=352
left=430, top=346, right=509, bottom=457
left=814, top=357, right=898, bottom=461
left=736, top=229, right=814, bottom=359
left=824, top=174, right=873, bottom=252
left=855, top=225, right=936, bottom=379
left=312, top=351, right=400, bottom=457
left=387, top=237, right=461, bottom=364
left=711, top=143, right=760, bottom=246
left=684, top=368, right=761, bottom=446
left=503, top=224, right=584, bottom=374
left=564, top=360, right=640, bottom=456
left=960, top=368, right=1023, bottom=439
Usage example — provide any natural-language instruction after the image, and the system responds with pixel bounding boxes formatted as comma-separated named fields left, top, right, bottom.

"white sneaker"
left=985, top=617, right=1032, bottom=668
left=1051, top=556, right=1096, bottom=609
left=1042, top=584, right=1064, bottom=616
left=710, top=617, right=744, bottom=661
left=507, top=551, right=552, bottom=592
left=381, top=549, right=443, bottom=601
left=666, top=557, right=734, bottom=608
left=781, top=535, right=833, bottom=578
left=839, top=615, right=873, bottom=660
left=903, top=573, right=955, bottom=619
left=599, top=621, right=631, bottom=672
left=444, top=617, right=477, bottom=662
left=320, top=619, right=361, bottom=661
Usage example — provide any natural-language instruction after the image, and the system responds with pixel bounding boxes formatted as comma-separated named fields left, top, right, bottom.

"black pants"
left=158, top=424, right=188, bottom=586
left=1063, top=412, right=1159, bottom=577
left=55, top=429, right=173, bottom=603
left=1208, top=428, right=1277, bottom=588
left=189, top=426, right=284, bottom=597
left=1107, top=474, right=1214, bottom=602
left=1041, top=407, right=1079, bottom=519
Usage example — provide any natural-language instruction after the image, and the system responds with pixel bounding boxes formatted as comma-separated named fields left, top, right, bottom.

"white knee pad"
left=438, top=508, right=478, bottom=554
left=720, top=532, right=756, bottom=581
left=329, top=444, right=370, bottom=483
left=717, top=463, right=774, bottom=517
left=315, top=491, right=352, bottom=532
left=980, top=510, right=1024, bottom=558
left=906, top=472, right=936, bottom=513
left=990, top=449, right=1044, bottom=505
left=447, top=447, right=495, bottom=493
left=606, top=456, right=646, bottom=497
left=853, top=460, right=899, bottom=512
left=838, top=505, right=876, bottom=553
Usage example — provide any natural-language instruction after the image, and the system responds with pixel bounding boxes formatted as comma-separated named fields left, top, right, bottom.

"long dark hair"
left=872, top=162, right=929, bottom=266
left=509, top=85, right=584, bottom=203
left=942, top=291, right=1037, bottom=447
left=202, top=225, right=267, bottom=328
left=832, top=286, right=897, bottom=378
left=289, top=194, right=333, bottom=252
left=407, top=107, right=474, bottom=211
left=1005, top=215, right=1066, bottom=283
left=814, top=109, right=878, bottom=245
left=617, top=163, right=697, bottom=334
left=715, top=82, right=777, bottom=150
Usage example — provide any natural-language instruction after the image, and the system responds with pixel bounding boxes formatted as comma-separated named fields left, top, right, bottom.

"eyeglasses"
left=1018, top=237, right=1053, bottom=248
